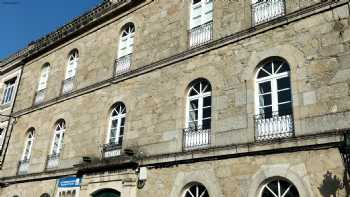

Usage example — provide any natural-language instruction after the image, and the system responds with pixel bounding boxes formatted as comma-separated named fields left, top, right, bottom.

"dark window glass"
left=259, top=94, right=272, bottom=107
left=203, top=107, right=211, bottom=119
left=277, top=77, right=291, bottom=90
left=203, top=96, right=211, bottom=107
left=278, top=90, right=291, bottom=103
left=278, top=103, right=292, bottom=116
left=259, top=81, right=271, bottom=94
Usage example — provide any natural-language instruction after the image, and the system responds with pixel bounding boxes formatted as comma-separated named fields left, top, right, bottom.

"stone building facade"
left=0, top=0, right=350, bottom=196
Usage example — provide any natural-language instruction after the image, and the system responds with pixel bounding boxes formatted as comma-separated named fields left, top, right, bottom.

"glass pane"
left=110, top=128, right=117, bottom=138
left=189, top=110, right=198, bottom=122
left=278, top=89, right=291, bottom=103
left=111, top=119, right=118, bottom=128
left=190, top=100, right=198, bottom=110
left=120, top=117, right=125, bottom=126
left=259, top=81, right=271, bottom=94
left=203, top=107, right=211, bottom=119
left=267, top=182, right=278, bottom=194
left=260, top=106, right=273, bottom=118
left=188, top=121, right=197, bottom=128
left=203, top=96, right=211, bottom=107
left=277, top=77, right=291, bottom=90
left=202, top=119, right=211, bottom=130
left=276, top=62, right=290, bottom=73
left=119, top=126, right=124, bottom=136
left=278, top=103, right=292, bottom=116
left=259, top=94, right=272, bottom=107
left=193, top=0, right=201, bottom=4
left=189, top=88, right=198, bottom=96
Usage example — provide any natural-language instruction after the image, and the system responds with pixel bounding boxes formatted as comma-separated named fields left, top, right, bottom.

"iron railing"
left=183, top=127, right=211, bottom=150
left=102, top=142, right=122, bottom=158
left=46, top=153, right=60, bottom=169
left=255, top=112, right=294, bottom=141
left=33, top=89, right=46, bottom=105
left=61, top=77, right=76, bottom=94
left=252, top=0, right=285, bottom=26
left=188, top=21, right=213, bottom=48
left=17, top=159, right=30, bottom=175
left=114, top=54, right=132, bottom=76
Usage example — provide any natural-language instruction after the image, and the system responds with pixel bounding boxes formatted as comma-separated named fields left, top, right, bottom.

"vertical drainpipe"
left=0, top=60, right=25, bottom=169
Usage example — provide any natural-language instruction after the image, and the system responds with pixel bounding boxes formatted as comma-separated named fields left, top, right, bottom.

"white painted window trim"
left=0, top=69, right=21, bottom=110
left=1, top=77, right=17, bottom=105
left=21, top=130, right=35, bottom=161
left=37, top=64, right=50, bottom=91
left=183, top=183, right=209, bottom=197
left=50, top=121, right=65, bottom=155
left=56, top=187, right=80, bottom=197
left=117, top=24, right=135, bottom=59
left=65, top=51, right=79, bottom=80
left=185, top=81, right=211, bottom=129
left=106, top=104, right=126, bottom=145
left=259, top=178, right=299, bottom=197
left=189, top=0, right=213, bottom=29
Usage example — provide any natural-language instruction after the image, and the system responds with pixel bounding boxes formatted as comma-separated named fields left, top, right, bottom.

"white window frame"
left=183, top=183, right=209, bottom=197
left=259, top=178, right=299, bottom=197
left=21, top=130, right=35, bottom=161
left=106, top=103, right=126, bottom=145
left=1, top=77, right=17, bottom=105
left=117, top=24, right=135, bottom=59
left=65, top=50, right=79, bottom=80
left=0, top=127, right=5, bottom=150
left=255, top=60, right=291, bottom=116
left=189, top=0, right=213, bottom=29
left=56, top=188, right=80, bottom=197
left=50, top=121, right=65, bottom=155
left=186, top=80, right=212, bottom=129
left=38, top=63, right=50, bottom=91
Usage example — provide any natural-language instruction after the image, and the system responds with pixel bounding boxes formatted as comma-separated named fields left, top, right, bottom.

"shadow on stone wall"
left=318, top=171, right=344, bottom=197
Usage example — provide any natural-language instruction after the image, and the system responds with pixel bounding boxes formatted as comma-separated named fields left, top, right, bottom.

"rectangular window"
left=0, top=128, right=4, bottom=150
left=2, top=78, right=17, bottom=105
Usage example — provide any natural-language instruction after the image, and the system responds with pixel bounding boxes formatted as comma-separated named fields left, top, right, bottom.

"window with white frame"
left=190, top=0, right=213, bottom=29
left=65, top=50, right=79, bottom=80
left=21, top=129, right=35, bottom=161
left=187, top=79, right=212, bottom=130
left=50, top=120, right=65, bottom=155
left=183, top=183, right=209, bottom=197
left=260, top=178, right=299, bottom=197
left=2, top=77, right=17, bottom=105
left=108, top=103, right=126, bottom=145
left=38, top=63, right=50, bottom=91
left=118, top=24, right=135, bottom=59
left=0, top=128, right=4, bottom=150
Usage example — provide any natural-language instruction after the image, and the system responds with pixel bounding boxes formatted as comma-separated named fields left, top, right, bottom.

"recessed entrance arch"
left=91, top=189, right=120, bottom=197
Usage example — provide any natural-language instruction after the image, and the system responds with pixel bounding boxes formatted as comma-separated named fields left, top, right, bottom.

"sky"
left=0, top=0, right=103, bottom=60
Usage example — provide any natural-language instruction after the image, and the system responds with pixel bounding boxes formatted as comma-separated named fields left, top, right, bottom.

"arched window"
left=38, top=63, right=50, bottom=91
left=92, top=189, right=120, bottom=197
left=116, top=23, right=135, bottom=74
left=65, top=50, right=79, bottom=80
left=187, top=79, right=212, bottom=130
left=50, top=120, right=65, bottom=155
left=255, top=58, right=293, bottom=140
left=189, top=0, right=213, bottom=47
left=108, top=103, right=126, bottom=145
left=260, top=178, right=299, bottom=197
left=21, top=129, right=35, bottom=161
left=183, top=183, right=209, bottom=197
left=184, top=79, right=211, bottom=150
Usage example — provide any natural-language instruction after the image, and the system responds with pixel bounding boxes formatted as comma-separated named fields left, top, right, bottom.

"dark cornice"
left=11, top=0, right=349, bottom=117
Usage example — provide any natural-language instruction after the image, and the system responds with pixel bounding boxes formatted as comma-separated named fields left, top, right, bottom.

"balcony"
left=114, top=54, right=132, bottom=76
left=252, top=0, right=285, bottom=25
left=33, top=89, right=46, bottom=105
left=102, top=142, right=122, bottom=159
left=46, top=153, right=60, bottom=169
left=183, top=127, right=211, bottom=150
left=61, top=77, right=75, bottom=94
left=17, top=159, right=30, bottom=175
left=189, top=21, right=213, bottom=48
left=255, top=112, right=294, bottom=141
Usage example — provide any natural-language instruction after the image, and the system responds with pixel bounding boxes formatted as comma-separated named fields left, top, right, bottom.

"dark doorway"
left=92, top=189, right=120, bottom=197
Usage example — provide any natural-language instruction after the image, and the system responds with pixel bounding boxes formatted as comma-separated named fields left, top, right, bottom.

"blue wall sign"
left=58, top=176, right=81, bottom=188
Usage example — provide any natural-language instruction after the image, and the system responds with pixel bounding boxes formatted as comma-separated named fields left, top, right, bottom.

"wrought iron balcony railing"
left=33, top=89, right=46, bottom=105
left=255, top=112, right=294, bottom=141
left=102, top=142, right=122, bottom=158
left=189, top=21, right=213, bottom=48
left=61, top=77, right=76, bottom=94
left=252, top=0, right=285, bottom=25
left=183, top=127, right=211, bottom=150
left=114, top=54, right=132, bottom=76
left=46, top=153, right=60, bottom=169
left=18, top=159, right=30, bottom=175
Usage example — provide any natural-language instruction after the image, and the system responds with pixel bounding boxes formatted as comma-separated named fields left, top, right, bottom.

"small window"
left=190, top=0, right=213, bottom=29
left=118, top=23, right=135, bottom=58
left=50, top=120, right=65, bottom=155
left=260, top=178, right=299, bottom=197
left=183, top=183, right=209, bottom=197
left=2, top=77, right=17, bottom=105
left=38, top=63, right=50, bottom=91
left=65, top=50, right=79, bottom=80
left=108, top=102, right=126, bottom=145
left=22, top=129, right=35, bottom=161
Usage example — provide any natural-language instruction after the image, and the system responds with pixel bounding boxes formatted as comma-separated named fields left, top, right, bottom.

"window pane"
left=278, top=103, right=292, bottom=116
left=111, top=119, right=118, bottom=128
left=120, top=117, right=125, bottom=126
left=203, top=107, right=211, bottom=119
left=259, top=81, right=271, bottom=94
left=203, top=96, right=211, bottom=107
left=202, top=119, right=211, bottom=130
left=278, top=89, right=291, bottom=103
left=190, top=100, right=198, bottom=110
left=189, top=110, right=198, bottom=122
left=276, top=62, right=290, bottom=73
left=193, top=0, right=201, bottom=4
left=277, top=77, right=291, bottom=90
left=260, top=106, right=273, bottom=118
left=259, top=94, right=272, bottom=107
left=188, top=121, right=198, bottom=128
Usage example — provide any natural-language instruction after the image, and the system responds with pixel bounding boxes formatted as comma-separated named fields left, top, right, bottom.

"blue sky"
left=0, top=0, right=103, bottom=60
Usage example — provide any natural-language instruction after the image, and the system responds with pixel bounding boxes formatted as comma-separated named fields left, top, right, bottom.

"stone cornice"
left=0, top=0, right=143, bottom=67
left=12, top=0, right=349, bottom=117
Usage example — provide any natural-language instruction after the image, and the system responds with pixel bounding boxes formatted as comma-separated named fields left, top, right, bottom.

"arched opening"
left=183, top=182, right=209, bottom=197
left=92, top=189, right=120, bottom=197
left=260, top=178, right=299, bottom=197
left=115, top=23, right=135, bottom=74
